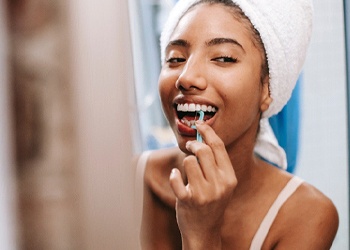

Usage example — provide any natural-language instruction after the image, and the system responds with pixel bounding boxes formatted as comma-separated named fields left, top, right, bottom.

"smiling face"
left=159, top=2, right=271, bottom=154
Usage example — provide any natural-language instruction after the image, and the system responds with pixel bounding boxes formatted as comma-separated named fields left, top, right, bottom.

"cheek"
left=219, top=74, right=262, bottom=118
left=237, top=86, right=262, bottom=111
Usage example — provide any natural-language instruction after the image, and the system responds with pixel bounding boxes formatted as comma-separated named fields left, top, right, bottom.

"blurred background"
left=1, top=0, right=138, bottom=249
left=0, top=0, right=349, bottom=249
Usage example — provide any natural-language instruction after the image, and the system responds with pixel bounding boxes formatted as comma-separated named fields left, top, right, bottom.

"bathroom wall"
left=69, top=0, right=138, bottom=248
left=296, top=0, right=349, bottom=249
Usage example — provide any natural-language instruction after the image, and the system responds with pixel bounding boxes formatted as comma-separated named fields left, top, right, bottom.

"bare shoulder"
left=143, top=147, right=184, bottom=207
left=271, top=179, right=339, bottom=249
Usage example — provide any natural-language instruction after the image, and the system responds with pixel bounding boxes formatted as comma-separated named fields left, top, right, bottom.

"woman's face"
left=159, top=3, right=271, bottom=154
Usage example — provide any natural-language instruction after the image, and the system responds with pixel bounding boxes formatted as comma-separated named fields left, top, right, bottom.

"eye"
left=166, top=57, right=186, bottom=64
left=212, top=56, right=237, bottom=63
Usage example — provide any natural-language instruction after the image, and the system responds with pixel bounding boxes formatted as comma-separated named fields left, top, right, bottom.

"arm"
left=140, top=183, right=182, bottom=250
left=140, top=150, right=182, bottom=250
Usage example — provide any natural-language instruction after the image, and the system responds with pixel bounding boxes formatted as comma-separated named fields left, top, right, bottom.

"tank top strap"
left=250, top=176, right=304, bottom=250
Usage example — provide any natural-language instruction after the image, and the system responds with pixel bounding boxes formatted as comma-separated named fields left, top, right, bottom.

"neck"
left=224, top=122, right=268, bottom=197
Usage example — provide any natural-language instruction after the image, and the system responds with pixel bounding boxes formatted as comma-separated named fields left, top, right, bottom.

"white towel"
left=254, top=118, right=288, bottom=169
left=160, top=0, right=313, bottom=169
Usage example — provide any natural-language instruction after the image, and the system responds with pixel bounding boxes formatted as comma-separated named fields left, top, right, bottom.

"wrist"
left=181, top=231, right=222, bottom=250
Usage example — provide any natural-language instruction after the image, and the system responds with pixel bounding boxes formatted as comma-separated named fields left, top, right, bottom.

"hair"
left=180, top=0, right=269, bottom=86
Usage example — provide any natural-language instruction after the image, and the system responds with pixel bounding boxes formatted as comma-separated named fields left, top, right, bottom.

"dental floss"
left=191, top=110, right=204, bottom=143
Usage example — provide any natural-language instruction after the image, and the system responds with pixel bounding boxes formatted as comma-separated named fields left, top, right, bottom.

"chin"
left=177, top=144, right=190, bottom=155
left=174, top=136, right=191, bottom=155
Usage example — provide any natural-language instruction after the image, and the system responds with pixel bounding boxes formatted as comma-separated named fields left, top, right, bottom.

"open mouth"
left=175, top=103, right=217, bottom=127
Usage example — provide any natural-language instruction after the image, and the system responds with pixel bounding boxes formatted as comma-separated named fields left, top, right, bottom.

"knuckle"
left=227, top=177, right=238, bottom=190
left=219, top=169, right=237, bottom=189
left=177, top=192, right=188, bottom=201
left=194, top=194, right=209, bottom=206
left=196, top=145, right=210, bottom=156
left=228, top=181, right=237, bottom=191
left=216, top=186, right=227, bottom=198
left=213, top=178, right=236, bottom=198
left=208, top=139, right=225, bottom=150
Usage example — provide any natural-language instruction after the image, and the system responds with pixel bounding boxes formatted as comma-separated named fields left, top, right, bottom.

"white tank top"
left=135, top=151, right=304, bottom=250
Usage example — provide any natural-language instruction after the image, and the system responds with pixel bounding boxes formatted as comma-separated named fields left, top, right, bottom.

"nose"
left=175, top=57, right=207, bottom=92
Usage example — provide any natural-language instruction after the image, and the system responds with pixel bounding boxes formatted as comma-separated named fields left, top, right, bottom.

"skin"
left=140, top=3, right=339, bottom=249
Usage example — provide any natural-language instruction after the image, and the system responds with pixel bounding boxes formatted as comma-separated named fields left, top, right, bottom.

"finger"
left=183, top=155, right=208, bottom=188
left=185, top=140, right=217, bottom=182
left=195, top=122, right=233, bottom=172
left=169, top=168, right=189, bottom=201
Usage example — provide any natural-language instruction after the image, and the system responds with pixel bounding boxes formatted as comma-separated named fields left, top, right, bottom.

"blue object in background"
left=269, top=75, right=302, bottom=173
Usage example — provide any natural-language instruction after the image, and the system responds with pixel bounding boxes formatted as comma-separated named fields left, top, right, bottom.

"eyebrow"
left=166, top=39, right=190, bottom=51
left=166, top=37, right=245, bottom=52
left=206, top=37, right=245, bottom=52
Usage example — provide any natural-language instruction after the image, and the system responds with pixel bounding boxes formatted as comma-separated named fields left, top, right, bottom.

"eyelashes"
left=165, top=56, right=238, bottom=65
left=212, top=56, right=238, bottom=63
left=166, top=57, right=186, bottom=64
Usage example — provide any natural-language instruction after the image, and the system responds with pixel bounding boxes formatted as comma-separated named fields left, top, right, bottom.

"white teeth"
left=176, top=103, right=217, bottom=113
left=178, top=103, right=217, bottom=128
left=188, top=103, right=196, bottom=112
left=181, top=118, right=197, bottom=127
left=183, top=103, right=189, bottom=111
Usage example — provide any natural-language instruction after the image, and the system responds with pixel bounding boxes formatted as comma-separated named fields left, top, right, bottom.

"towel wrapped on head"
left=160, top=0, right=313, bottom=169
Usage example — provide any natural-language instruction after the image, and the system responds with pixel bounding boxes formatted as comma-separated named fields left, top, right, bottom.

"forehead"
left=170, top=3, right=254, bottom=45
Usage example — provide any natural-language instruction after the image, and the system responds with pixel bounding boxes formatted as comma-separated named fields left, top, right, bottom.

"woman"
left=136, top=0, right=339, bottom=249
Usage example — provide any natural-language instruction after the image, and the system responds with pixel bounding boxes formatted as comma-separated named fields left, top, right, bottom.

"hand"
left=169, top=121, right=237, bottom=249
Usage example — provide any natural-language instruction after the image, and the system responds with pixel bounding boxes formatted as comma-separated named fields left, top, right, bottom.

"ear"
left=260, top=78, right=272, bottom=112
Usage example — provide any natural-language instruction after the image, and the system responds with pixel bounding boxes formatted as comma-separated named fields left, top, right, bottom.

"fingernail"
left=186, top=140, right=192, bottom=150
left=170, top=168, right=177, bottom=177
